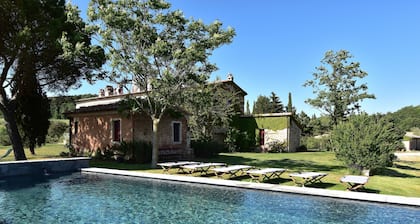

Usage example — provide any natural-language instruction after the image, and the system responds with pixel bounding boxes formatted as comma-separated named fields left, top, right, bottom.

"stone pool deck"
left=82, top=167, right=420, bottom=207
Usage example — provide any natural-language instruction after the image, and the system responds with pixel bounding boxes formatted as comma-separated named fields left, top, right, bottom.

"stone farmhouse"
left=66, top=74, right=301, bottom=160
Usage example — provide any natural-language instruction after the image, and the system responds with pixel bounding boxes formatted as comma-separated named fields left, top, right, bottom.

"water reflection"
left=0, top=173, right=419, bottom=224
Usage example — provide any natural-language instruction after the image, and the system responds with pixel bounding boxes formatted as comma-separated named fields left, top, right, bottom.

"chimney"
left=227, top=73, right=234, bottom=81
left=116, top=85, right=123, bottom=95
left=99, top=89, right=105, bottom=97
left=105, top=85, right=114, bottom=96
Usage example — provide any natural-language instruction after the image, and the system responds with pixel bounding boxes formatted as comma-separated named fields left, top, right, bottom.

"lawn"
left=1, top=145, right=419, bottom=197
left=0, top=143, right=68, bottom=161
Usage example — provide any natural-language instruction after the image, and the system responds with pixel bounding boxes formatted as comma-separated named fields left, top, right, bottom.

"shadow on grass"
left=206, top=155, right=346, bottom=173
left=375, top=168, right=416, bottom=178
left=265, top=177, right=292, bottom=184
left=394, top=163, right=420, bottom=171
left=359, top=188, right=380, bottom=194
left=307, top=182, right=337, bottom=189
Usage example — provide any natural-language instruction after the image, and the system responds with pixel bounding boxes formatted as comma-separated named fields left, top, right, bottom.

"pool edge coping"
left=81, top=167, right=420, bottom=207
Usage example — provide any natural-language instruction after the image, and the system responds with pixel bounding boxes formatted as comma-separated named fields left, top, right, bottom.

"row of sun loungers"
left=157, top=161, right=369, bottom=190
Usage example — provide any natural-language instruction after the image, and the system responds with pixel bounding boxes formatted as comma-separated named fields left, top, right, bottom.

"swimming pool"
left=1, top=172, right=419, bottom=223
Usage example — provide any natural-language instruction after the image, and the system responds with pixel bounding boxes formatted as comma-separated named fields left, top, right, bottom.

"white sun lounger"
left=289, top=172, right=328, bottom=187
left=212, top=165, right=252, bottom=178
left=340, top=175, right=369, bottom=191
left=247, top=168, right=287, bottom=182
left=157, top=161, right=199, bottom=173
left=180, top=163, right=226, bottom=175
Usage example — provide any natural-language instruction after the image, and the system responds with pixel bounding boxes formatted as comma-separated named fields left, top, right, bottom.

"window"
left=112, top=120, right=121, bottom=142
left=172, top=122, right=181, bottom=144
left=74, top=121, right=79, bottom=135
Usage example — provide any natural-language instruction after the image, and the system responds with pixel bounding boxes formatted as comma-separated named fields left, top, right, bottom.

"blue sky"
left=68, top=0, right=420, bottom=116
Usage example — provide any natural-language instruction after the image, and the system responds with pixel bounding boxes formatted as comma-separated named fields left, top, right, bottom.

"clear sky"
left=68, top=0, right=420, bottom=116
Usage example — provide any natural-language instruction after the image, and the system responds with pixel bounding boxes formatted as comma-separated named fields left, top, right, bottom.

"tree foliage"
left=269, top=92, right=284, bottom=113
left=253, top=95, right=271, bottom=114
left=50, top=94, right=97, bottom=119
left=286, top=92, right=296, bottom=113
left=0, top=0, right=105, bottom=160
left=15, top=82, right=51, bottom=155
left=88, top=0, right=235, bottom=167
left=304, top=50, right=375, bottom=126
left=386, top=105, right=420, bottom=131
left=329, top=114, right=404, bottom=173
left=253, top=93, right=285, bottom=114
left=185, top=82, right=239, bottom=142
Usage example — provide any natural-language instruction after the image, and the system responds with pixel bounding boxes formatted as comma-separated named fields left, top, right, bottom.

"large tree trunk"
left=151, top=117, right=160, bottom=168
left=3, top=109, right=27, bottom=160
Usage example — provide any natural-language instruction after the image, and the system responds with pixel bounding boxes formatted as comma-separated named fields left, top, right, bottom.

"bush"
left=192, top=140, right=225, bottom=158
left=94, top=141, right=152, bottom=163
left=296, top=145, right=308, bottom=152
left=224, top=127, right=253, bottom=152
left=266, top=140, right=287, bottom=153
left=47, top=121, right=68, bottom=143
left=0, top=127, right=11, bottom=146
left=301, top=135, right=329, bottom=151
left=329, top=114, right=404, bottom=174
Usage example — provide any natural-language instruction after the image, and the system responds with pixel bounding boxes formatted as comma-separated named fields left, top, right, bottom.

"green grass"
left=1, top=145, right=419, bottom=197
left=0, top=143, right=68, bottom=161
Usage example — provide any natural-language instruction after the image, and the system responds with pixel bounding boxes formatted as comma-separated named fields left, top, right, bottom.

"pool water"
left=0, top=173, right=419, bottom=224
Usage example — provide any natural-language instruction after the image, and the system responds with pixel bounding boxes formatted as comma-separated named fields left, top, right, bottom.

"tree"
left=245, top=100, right=251, bottom=115
left=269, top=92, right=284, bottom=113
left=15, top=76, right=51, bottom=155
left=329, top=114, right=404, bottom=173
left=303, top=50, right=375, bottom=126
left=0, top=1, right=105, bottom=160
left=185, top=82, right=239, bottom=141
left=88, top=0, right=235, bottom=167
left=286, top=92, right=295, bottom=113
left=296, top=111, right=312, bottom=135
left=386, top=105, right=420, bottom=131
left=252, top=95, right=271, bottom=114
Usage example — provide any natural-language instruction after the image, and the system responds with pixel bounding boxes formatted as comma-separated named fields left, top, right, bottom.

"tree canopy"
left=329, top=114, right=404, bottom=173
left=304, top=50, right=375, bottom=126
left=269, top=92, right=284, bottom=113
left=185, top=81, right=239, bottom=142
left=0, top=0, right=105, bottom=160
left=253, top=95, right=271, bottom=114
left=386, top=105, right=420, bottom=131
left=253, top=92, right=285, bottom=114
left=88, top=0, right=235, bottom=167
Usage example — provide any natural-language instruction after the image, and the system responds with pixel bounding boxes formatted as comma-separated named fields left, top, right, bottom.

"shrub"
left=329, top=114, right=404, bottom=174
left=0, top=127, right=11, bottom=146
left=94, top=141, right=152, bottom=163
left=296, top=145, right=308, bottom=152
left=47, top=121, right=68, bottom=143
left=266, top=140, right=287, bottom=153
left=192, top=140, right=225, bottom=158
left=301, top=135, right=329, bottom=151
left=224, top=127, right=253, bottom=152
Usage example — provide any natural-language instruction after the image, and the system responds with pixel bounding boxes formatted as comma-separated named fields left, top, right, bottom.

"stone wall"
left=288, top=118, right=302, bottom=152
left=0, top=157, right=90, bottom=177
left=71, top=111, right=133, bottom=152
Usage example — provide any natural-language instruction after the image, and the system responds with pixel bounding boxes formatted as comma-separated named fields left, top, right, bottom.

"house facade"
left=233, top=113, right=302, bottom=152
left=66, top=74, right=301, bottom=158
left=66, top=75, right=247, bottom=159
